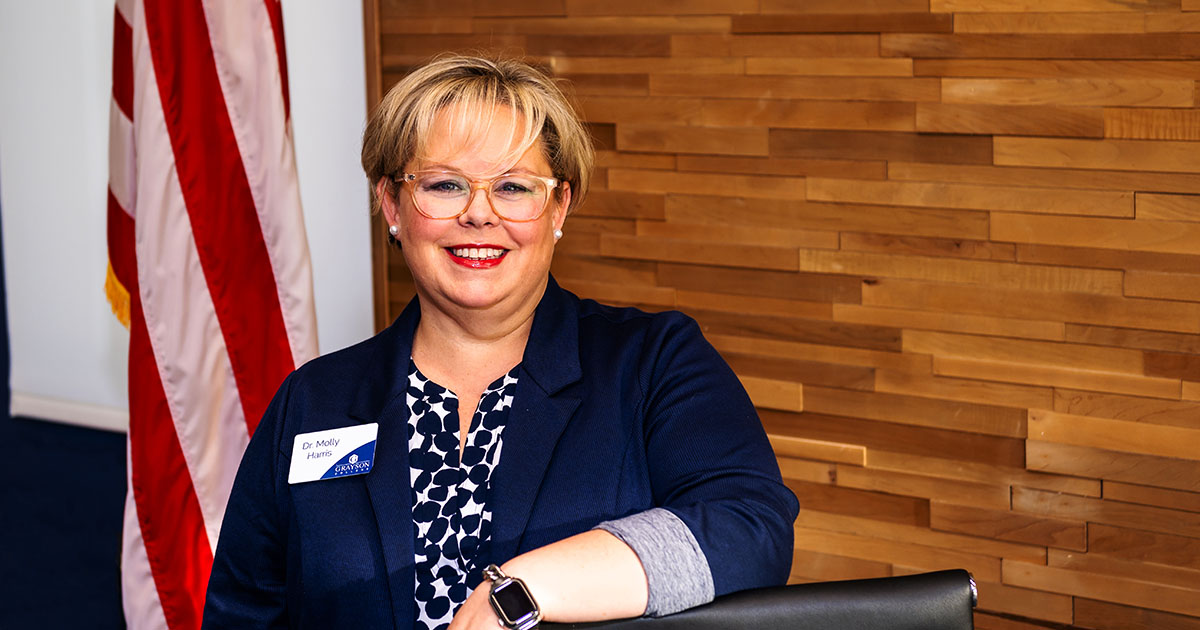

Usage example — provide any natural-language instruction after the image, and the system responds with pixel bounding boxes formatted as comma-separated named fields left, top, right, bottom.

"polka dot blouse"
left=405, top=361, right=519, bottom=630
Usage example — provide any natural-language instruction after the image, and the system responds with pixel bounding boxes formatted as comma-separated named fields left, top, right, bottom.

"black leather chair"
left=544, top=570, right=977, bottom=630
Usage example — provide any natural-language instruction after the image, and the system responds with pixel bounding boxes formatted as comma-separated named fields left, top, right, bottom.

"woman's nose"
left=458, top=184, right=499, bottom=227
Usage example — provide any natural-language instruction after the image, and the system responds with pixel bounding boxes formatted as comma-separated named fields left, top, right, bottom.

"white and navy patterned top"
left=406, top=361, right=519, bottom=630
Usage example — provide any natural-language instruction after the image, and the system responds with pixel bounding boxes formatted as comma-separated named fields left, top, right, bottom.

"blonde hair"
left=362, top=54, right=594, bottom=215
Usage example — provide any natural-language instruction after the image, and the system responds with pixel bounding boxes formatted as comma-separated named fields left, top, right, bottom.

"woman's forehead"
left=415, top=102, right=547, bottom=175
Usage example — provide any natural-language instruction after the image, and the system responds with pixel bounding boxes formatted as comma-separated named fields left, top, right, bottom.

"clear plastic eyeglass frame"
left=396, top=169, right=560, bottom=223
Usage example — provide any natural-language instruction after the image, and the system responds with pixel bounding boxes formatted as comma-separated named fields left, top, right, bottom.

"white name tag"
left=288, top=423, right=379, bottom=485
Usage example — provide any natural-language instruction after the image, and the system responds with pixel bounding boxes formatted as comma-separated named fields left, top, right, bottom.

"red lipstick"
left=445, top=245, right=508, bottom=269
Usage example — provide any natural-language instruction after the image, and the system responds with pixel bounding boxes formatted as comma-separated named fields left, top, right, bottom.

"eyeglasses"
left=396, top=169, right=560, bottom=222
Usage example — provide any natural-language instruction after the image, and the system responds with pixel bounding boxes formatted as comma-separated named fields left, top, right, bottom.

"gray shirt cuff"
left=594, top=507, right=715, bottom=617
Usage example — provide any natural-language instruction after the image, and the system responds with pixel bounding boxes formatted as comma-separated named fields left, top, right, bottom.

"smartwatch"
left=483, top=564, right=542, bottom=630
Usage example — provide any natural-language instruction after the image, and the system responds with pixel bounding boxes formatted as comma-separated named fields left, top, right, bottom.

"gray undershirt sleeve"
left=594, top=507, right=715, bottom=617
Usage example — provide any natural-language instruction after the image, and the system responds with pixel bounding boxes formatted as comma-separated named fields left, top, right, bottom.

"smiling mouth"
left=448, top=246, right=507, bottom=260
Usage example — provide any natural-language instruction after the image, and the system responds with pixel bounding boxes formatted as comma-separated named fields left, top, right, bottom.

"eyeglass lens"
left=411, top=172, right=549, bottom=220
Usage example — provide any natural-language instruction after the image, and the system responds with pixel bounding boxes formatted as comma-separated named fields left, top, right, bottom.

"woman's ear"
left=552, top=182, right=571, bottom=234
left=376, top=176, right=401, bottom=228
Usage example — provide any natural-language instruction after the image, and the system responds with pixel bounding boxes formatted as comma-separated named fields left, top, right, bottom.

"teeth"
left=451, top=247, right=505, bottom=260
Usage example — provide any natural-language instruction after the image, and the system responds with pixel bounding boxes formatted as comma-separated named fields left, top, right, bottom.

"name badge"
left=288, top=423, right=379, bottom=485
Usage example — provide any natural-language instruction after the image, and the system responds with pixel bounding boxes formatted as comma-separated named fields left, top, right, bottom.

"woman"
left=203, top=55, right=798, bottom=629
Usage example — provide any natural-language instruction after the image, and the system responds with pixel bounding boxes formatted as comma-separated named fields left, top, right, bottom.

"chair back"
left=544, top=569, right=977, bottom=630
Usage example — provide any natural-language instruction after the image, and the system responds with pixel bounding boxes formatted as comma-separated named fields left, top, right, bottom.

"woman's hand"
left=447, top=584, right=500, bottom=630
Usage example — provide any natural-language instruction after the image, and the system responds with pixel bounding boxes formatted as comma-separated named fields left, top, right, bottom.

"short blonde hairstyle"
left=362, top=54, right=594, bottom=215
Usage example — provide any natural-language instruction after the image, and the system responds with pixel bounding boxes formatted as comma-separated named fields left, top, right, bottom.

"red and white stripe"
left=107, top=1, right=317, bottom=628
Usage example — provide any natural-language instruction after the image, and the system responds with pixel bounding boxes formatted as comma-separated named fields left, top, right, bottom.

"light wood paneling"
left=807, top=177, right=1133, bottom=216
left=370, top=1, right=1200, bottom=625
left=943, top=78, right=1194, bottom=107
left=1028, top=409, right=1200, bottom=461
left=953, top=12, right=1147, bottom=34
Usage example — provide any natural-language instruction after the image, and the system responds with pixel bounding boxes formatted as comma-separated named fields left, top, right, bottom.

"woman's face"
left=379, top=104, right=569, bottom=320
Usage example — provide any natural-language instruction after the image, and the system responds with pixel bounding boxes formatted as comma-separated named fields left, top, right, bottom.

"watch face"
left=492, top=579, right=538, bottom=625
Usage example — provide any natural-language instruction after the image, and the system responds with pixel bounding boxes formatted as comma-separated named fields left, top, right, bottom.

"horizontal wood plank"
left=796, top=509, right=1046, bottom=562
left=975, top=581, right=1074, bottom=625
left=773, top=130, right=994, bottom=164
left=1106, top=108, right=1200, bottom=140
left=905, top=330, right=1143, bottom=373
left=608, top=168, right=807, bottom=200
left=666, top=194, right=991, bottom=239
left=1126, top=270, right=1200, bottom=302
left=995, top=136, right=1200, bottom=174
left=883, top=33, right=1200, bottom=60
left=807, top=177, right=1132, bottom=216
left=874, top=368, right=1056, bottom=409
left=840, top=232, right=1017, bottom=261
left=916, top=103, right=1105, bottom=137
left=1136, top=192, right=1200, bottom=221
left=890, top=160, right=1200, bottom=194
left=944, top=78, right=1193, bottom=107
left=788, top=549, right=891, bottom=582
left=1089, top=523, right=1200, bottom=569
left=674, top=155, right=887, bottom=179
left=864, top=277, right=1200, bottom=334
left=932, top=0, right=1172, bottom=11
left=599, top=233, right=798, bottom=270
left=836, top=465, right=1013, bottom=510
left=732, top=12, right=953, bottom=33
left=1014, top=485, right=1200, bottom=539
left=1027, top=441, right=1200, bottom=492
left=794, top=527, right=1003, bottom=582
left=745, top=57, right=914, bottom=77
left=1003, top=560, right=1200, bottom=618
left=935, top=356, right=1181, bottom=398
left=1104, top=481, right=1200, bottom=513
left=616, top=123, right=768, bottom=156
left=671, top=34, right=880, bottom=57
left=1029, top=409, right=1200, bottom=461
left=835, top=304, right=1065, bottom=342
left=930, top=501, right=1086, bottom=551
left=765, top=409, right=1027, bottom=468
left=866, top=449, right=1101, bottom=496
left=953, top=12, right=1148, bottom=33
left=992, top=213, right=1200, bottom=256
left=739, top=375, right=804, bottom=412
left=802, top=249, right=1124, bottom=294
left=768, top=435, right=863, bottom=465
left=1074, top=598, right=1200, bottom=630
left=803, top=385, right=1028, bottom=437
left=1054, top=388, right=1200, bottom=429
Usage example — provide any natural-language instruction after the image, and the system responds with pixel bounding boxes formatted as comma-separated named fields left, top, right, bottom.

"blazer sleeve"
left=640, top=314, right=800, bottom=598
left=202, top=373, right=295, bottom=629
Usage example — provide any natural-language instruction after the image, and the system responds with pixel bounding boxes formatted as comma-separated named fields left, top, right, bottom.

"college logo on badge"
left=288, top=423, right=379, bottom=484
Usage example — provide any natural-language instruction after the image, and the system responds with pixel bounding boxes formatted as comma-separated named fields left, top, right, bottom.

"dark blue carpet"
left=0, top=416, right=127, bottom=629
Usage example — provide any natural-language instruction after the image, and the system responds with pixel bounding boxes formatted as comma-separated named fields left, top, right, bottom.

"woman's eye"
left=496, top=181, right=532, bottom=194
left=424, top=179, right=466, bottom=193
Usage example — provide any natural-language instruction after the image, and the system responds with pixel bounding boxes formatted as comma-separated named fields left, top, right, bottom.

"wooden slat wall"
left=367, top=1, right=1200, bottom=627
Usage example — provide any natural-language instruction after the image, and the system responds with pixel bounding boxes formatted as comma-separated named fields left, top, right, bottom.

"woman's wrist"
left=497, top=556, right=559, bottom=623
left=494, top=529, right=649, bottom=623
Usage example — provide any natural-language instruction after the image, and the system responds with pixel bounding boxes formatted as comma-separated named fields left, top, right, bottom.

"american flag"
left=105, top=0, right=317, bottom=627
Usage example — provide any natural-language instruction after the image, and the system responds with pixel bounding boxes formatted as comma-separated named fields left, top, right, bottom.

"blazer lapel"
left=489, top=277, right=583, bottom=564
left=349, top=300, right=421, bottom=629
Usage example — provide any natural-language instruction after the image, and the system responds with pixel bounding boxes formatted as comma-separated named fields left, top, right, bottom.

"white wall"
left=0, top=3, right=374, bottom=431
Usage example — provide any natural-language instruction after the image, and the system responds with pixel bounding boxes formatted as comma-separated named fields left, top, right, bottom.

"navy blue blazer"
left=203, top=277, right=799, bottom=629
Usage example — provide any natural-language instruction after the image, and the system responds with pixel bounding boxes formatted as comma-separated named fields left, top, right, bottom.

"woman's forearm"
left=501, top=529, right=650, bottom=622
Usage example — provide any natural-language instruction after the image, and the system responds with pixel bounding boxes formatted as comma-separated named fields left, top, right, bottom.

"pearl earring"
left=554, top=229, right=563, bottom=240
left=388, top=225, right=399, bottom=236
